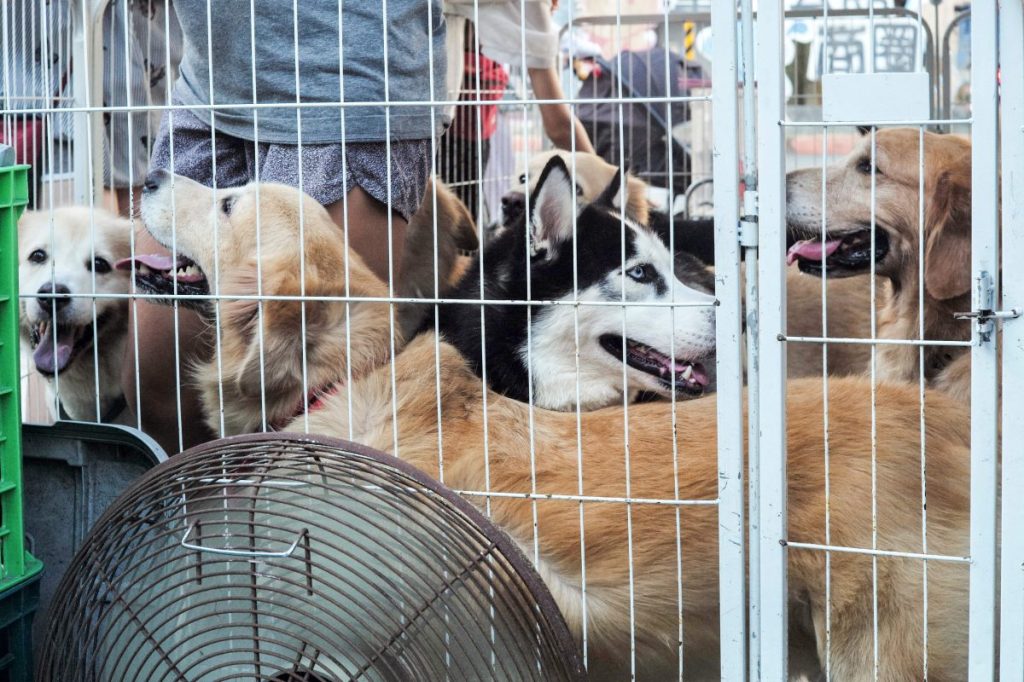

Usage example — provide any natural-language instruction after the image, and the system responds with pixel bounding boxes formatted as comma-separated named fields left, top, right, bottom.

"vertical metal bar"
left=967, top=2, right=998, bottom=679
left=70, top=0, right=106, bottom=205
left=754, top=0, right=788, bottom=678
left=999, top=1, right=1024, bottom=678
left=737, top=1, right=760, bottom=677
left=711, top=1, right=745, bottom=679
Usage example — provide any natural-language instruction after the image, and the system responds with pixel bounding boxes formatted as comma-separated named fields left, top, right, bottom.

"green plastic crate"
left=0, top=164, right=43, bottom=592
left=0, top=572, right=40, bottom=682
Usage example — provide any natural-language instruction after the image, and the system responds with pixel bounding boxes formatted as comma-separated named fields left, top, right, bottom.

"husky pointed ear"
left=528, top=155, right=577, bottom=258
left=596, top=169, right=626, bottom=211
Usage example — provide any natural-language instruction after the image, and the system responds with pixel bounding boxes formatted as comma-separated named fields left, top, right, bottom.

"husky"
left=434, top=155, right=717, bottom=412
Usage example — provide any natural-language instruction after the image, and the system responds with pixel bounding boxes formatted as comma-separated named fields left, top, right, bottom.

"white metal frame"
left=755, top=2, right=1003, bottom=679
left=1000, top=1, right=1024, bottom=679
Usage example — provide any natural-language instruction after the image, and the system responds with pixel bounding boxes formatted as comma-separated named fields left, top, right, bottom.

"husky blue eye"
left=626, top=264, right=653, bottom=283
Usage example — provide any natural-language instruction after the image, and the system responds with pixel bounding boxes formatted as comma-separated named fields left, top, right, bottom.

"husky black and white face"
left=522, top=156, right=717, bottom=410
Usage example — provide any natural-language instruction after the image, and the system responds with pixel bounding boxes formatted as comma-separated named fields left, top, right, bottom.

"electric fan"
left=39, top=433, right=584, bottom=681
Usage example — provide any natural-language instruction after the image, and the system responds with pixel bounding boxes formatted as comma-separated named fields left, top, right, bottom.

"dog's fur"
left=397, top=177, right=479, bottom=339
left=505, top=149, right=877, bottom=380
left=437, top=156, right=717, bottom=411
left=787, top=129, right=973, bottom=396
left=138, top=175, right=973, bottom=680
left=18, top=207, right=133, bottom=422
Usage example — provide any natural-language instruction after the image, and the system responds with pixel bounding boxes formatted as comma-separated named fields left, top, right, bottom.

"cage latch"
left=954, top=271, right=1021, bottom=343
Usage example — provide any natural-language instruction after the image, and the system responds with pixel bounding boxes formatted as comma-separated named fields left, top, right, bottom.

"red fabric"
left=454, top=50, right=508, bottom=141
left=0, top=117, right=47, bottom=167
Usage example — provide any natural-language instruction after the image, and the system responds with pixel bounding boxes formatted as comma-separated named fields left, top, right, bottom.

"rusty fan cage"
left=38, top=434, right=584, bottom=681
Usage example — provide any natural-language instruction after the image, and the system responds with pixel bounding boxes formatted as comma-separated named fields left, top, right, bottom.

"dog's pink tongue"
left=786, top=239, right=842, bottom=266
left=115, top=253, right=176, bottom=272
left=33, top=327, right=77, bottom=374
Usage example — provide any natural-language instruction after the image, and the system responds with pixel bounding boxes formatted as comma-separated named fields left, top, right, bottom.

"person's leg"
left=115, top=186, right=143, bottom=218
left=325, top=186, right=407, bottom=286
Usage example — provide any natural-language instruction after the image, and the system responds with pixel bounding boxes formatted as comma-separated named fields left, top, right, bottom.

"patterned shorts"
left=149, top=105, right=431, bottom=221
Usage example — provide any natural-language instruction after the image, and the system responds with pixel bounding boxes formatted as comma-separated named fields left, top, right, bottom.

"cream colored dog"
left=132, top=174, right=973, bottom=680
left=18, top=207, right=133, bottom=422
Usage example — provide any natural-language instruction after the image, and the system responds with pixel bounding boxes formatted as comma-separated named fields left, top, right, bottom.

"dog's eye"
left=855, top=157, right=878, bottom=175
left=28, top=249, right=47, bottom=264
left=90, top=257, right=111, bottom=274
left=221, top=195, right=236, bottom=215
left=626, top=263, right=654, bottom=283
left=574, top=184, right=584, bottom=197
left=518, top=173, right=526, bottom=185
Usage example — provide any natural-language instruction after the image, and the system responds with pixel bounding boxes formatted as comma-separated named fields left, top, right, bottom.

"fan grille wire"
left=39, top=433, right=584, bottom=681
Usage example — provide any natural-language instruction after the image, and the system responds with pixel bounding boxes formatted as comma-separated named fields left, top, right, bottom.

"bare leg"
left=121, top=228, right=216, bottom=454
left=115, top=186, right=143, bottom=218
left=326, top=185, right=407, bottom=286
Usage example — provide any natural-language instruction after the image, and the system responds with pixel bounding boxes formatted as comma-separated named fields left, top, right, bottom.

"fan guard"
left=39, top=433, right=584, bottom=681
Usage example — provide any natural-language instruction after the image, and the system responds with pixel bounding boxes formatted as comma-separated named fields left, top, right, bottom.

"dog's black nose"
left=143, top=169, right=170, bottom=194
left=501, top=191, right=525, bottom=226
left=37, top=282, right=71, bottom=312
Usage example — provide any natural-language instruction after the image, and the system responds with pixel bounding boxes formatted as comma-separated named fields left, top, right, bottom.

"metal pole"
left=999, top=0, right=1024, bottom=678
left=754, top=0, right=788, bottom=678
left=711, top=1, right=745, bottom=679
left=737, top=0, right=760, bottom=677
left=967, top=1, right=998, bottom=678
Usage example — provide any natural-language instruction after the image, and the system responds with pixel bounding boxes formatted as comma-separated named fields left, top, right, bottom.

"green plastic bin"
left=0, top=164, right=43, bottom=592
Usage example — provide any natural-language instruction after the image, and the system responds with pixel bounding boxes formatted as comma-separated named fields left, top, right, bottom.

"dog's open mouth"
left=29, top=316, right=105, bottom=376
left=116, top=253, right=209, bottom=307
left=786, top=227, right=890, bottom=276
left=599, top=334, right=709, bottom=397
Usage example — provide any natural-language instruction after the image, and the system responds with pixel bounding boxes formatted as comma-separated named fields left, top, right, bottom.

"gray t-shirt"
left=172, top=0, right=447, bottom=144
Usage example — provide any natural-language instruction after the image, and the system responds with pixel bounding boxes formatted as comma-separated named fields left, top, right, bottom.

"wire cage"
left=2, top=0, right=1021, bottom=680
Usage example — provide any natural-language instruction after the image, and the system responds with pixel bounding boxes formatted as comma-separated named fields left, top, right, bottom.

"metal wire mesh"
left=39, top=433, right=584, bottom=682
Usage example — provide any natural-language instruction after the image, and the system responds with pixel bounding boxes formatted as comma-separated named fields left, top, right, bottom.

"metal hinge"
left=954, top=271, right=1021, bottom=343
left=738, top=189, right=758, bottom=247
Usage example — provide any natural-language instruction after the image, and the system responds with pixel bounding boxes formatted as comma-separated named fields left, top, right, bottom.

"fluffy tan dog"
left=787, top=129, right=973, bottom=397
left=19, top=207, right=133, bottom=422
left=134, top=174, right=972, bottom=680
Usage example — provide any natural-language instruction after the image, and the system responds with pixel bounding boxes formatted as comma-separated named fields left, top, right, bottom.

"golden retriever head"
left=500, top=150, right=651, bottom=229
left=19, top=207, right=132, bottom=378
left=786, top=128, right=972, bottom=301
left=125, top=171, right=392, bottom=435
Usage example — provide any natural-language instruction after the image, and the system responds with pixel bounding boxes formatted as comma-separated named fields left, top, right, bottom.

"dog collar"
left=272, top=382, right=342, bottom=431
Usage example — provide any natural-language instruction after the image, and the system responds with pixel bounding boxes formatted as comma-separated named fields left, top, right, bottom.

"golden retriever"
left=786, top=129, right=973, bottom=397
left=133, top=173, right=973, bottom=680
left=509, top=149, right=876, bottom=380
left=18, top=207, right=133, bottom=422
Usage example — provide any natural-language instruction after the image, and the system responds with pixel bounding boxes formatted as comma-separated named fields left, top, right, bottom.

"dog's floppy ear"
left=924, top=170, right=972, bottom=301
left=528, top=154, right=578, bottom=257
left=221, top=256, right=346, bottom=398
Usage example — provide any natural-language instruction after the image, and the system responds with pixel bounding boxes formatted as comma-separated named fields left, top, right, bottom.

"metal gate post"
left=968, top=2, right=1000, bottom=679
left=754, top=1, right=788, bottom=679
left=999, top=1, right=1024, bottom=678
left=711, top=1, right=746, bottom=679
